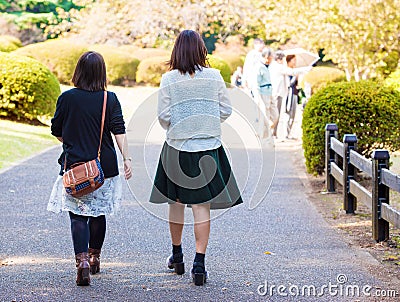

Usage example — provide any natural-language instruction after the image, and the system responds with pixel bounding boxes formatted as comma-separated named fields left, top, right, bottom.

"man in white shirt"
left=242, top=38, right=265, bottom=93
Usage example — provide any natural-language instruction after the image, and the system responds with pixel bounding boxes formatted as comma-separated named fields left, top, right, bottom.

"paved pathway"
left=1, top=87, right=398, bottom=301
left=1, top=138, right=398, bottom=301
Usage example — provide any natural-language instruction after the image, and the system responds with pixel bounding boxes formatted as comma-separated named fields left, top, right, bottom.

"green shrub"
left=136, top=54, right=232, bottom=85
left=300, top=66, right=346, bottom=93
left=89, top=45, right=140, bottom=85
left=136, top=56, right=170, bottom=85
left=0, top=35, right=22, bottom=52
left=13, top=39, right=88, bottom=84
left=207, top=55, right=231, bottom=83
left=385, top=69, right=400, bottom=92
left=0, top=52, right=60, bottom=121
left=213, top=52, right=244, bottom=73
left=302, top=80, right=400, bottom=175
left=119, top=46, right=171, bottom=61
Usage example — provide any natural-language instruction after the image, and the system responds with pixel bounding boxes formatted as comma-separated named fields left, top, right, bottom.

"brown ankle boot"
left=88, top=248, right=101, bottom=275
left=75, top=252, right=90, bottom=286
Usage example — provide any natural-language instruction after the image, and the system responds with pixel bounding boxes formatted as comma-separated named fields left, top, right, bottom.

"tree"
left=45, top=0, right=267, bottom=47
left=2, top=0, right=399, bottom=79
left=278, top=0, right=400, bottom=80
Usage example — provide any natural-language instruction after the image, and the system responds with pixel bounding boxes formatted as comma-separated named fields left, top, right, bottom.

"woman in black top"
left=47, top=51, right=132, bottom=286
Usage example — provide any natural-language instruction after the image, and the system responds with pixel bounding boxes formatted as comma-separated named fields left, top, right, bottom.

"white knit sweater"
left=158, top=68, right=232, bottom=152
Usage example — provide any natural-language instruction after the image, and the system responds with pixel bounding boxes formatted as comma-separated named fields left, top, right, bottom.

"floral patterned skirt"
left=47, top=175, right=122, bottom=217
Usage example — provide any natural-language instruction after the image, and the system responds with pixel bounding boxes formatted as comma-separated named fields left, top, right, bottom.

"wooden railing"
left=325, top=123, right=400, bottom=242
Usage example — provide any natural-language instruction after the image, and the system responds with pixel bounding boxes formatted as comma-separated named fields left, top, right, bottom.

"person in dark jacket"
left=47, top=51, right=132, bottom=286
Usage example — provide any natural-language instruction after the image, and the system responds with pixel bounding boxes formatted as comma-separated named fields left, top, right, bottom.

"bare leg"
left=191, top=203, right=211, bottom=253
left=169, top=201, right=185, bottom=245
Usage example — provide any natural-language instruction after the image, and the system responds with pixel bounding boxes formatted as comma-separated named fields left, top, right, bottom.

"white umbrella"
left=283, top=48, right=319, bottom=68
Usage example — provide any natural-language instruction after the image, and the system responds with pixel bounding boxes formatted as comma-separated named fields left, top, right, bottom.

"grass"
left=0, top=119, right=58, bottom=170
left=0, top=85, right=157, bottom=171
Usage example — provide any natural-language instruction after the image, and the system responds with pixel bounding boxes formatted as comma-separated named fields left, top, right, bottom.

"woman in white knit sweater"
left=149, top=30, right=243, bottom=286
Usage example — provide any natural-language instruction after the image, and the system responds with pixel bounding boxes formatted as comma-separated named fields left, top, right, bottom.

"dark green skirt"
left=149, top=142, right=243, bottom=209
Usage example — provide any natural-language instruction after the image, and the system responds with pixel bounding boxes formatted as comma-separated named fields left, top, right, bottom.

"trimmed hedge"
left=136, top=54, right=232, bottom=85
left=0, top=35, right=22, bottom=52
left=212, top=52, right=244, bottom=72
left=136, top=56, right=170, bottom=85
left=302, top=80, right=400, bottom=175
left=14, top=39, right=88, bottom=84
left=118, top=46, right=171, bottom=61
left=207, top=55, right=231, bottom=83
left=0, top=52, right=60, bottom=121
left=300, top=66, right=346, bottom=93
left=89, top=45, right=140, bottom=85
left=385, top=69, right=400, bottom=92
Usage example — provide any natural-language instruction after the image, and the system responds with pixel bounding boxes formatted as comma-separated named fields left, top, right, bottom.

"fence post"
left=371, top=150, right=390, bottom=242
left=325, top=124, right=338, bottom=192
left=343, top=134, right=357, bottom=214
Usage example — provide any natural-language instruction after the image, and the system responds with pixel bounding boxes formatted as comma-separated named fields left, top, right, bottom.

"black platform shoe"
left=166, top=253, right=185, bottom=275
left=191, top=262, right=208, bottom=286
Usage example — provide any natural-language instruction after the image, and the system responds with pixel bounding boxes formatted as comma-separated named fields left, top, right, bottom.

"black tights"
left=69, top=212, right=106, bottom=255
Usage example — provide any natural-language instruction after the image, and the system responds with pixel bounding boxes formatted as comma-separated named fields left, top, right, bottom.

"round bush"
left=207, top=55, right=231, bottom=83
left=213, top=52, right=244, bottom=73
left=89, top=45, right=140, bottom=86
left=118, top=46, right=171, bottom=61
left=136, top=54, right=232, bottom=86
left=385, top=69, right=400, bottom=92
left=0, top=35, right=22, bottom=52
left=13, top=39, right=88, bottom=84
left=302, top=80, right=400, bottom=175
left=0, top=52, right=61, bottom=121
left=136, top=56, right=170, bottom=85
left=300, top=66, right=346, bottom=93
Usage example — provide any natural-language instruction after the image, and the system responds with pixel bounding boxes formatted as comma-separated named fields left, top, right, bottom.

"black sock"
left=194, top=252, right=205, bottom=265
left=172, top=244, right=183, bottom=262
left=172, top=244, right=182, bottom=255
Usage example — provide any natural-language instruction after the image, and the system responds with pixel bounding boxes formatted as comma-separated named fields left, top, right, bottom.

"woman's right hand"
left=124, top=159, right=132, bottom=179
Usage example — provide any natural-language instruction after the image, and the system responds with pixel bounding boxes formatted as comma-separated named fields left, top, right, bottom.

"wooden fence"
left=325, top=123, right=400, bottom=242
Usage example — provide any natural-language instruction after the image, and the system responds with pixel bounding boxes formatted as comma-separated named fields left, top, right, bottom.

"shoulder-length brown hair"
left=72, top=51, right=107, bottom=91
left=286, top=54, right=296, bottom=64
left=168, top=30, right=208, bottom=74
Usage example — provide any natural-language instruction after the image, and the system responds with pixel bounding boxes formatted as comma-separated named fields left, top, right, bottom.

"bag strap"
left=63, top=91, right=107, bottom=171
left=98, top=91, right=107, bottom=159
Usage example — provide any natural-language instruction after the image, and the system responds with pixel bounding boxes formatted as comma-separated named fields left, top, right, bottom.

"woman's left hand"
left=124, top=159, right=132, bottom=179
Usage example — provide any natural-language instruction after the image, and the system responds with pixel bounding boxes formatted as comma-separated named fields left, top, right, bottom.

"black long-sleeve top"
left=51, top=88, right=126, bottom=178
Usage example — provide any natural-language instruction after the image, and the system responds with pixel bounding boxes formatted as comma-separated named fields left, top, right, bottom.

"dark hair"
left=261, top=47, right=273, bottom=58
left=286, top=54, right=296, bottom=64
left=72, top=51, right=107, bottom=91
left=275, top=51, right=285, bottom=61
left=169, top=30, right=208, bottom=74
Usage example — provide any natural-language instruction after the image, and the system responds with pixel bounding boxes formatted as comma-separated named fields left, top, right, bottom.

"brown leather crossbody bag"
left=62, top=91, right=107, bottom=198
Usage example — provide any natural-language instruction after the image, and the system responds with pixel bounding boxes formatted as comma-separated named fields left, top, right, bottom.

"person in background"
left=269, top=51, right=311, bottom=138
left=255, top=47, right=276, bottom=139
left=231, top=65, right=243, bottom=88
left=149, top=30, right=243, bottom=286
left=48, top=51, right=132, bottom=286
left=242, top=38, right=265, bottom=92
left=285, top=54, right=299, bottom=139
